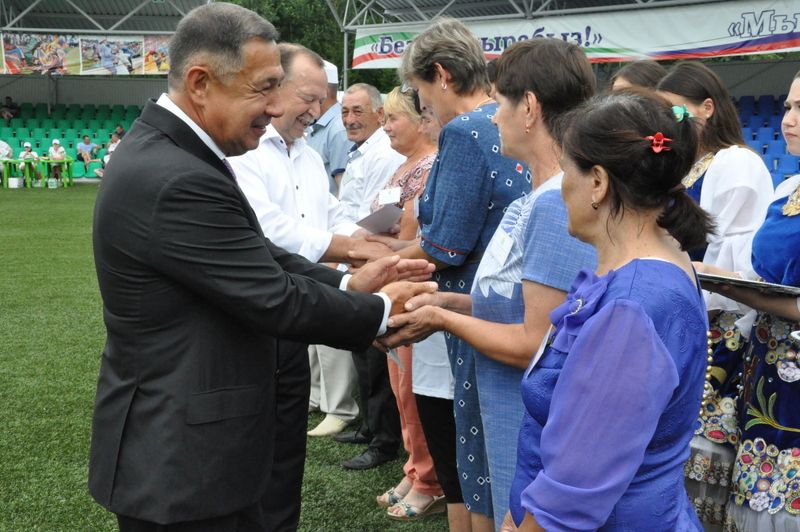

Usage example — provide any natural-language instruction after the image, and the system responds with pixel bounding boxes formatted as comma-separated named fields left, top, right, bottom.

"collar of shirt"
left=349, top=127, right=387, bottom=161
left=311, top=102, right=341, bottom=130
left=156, top=93, right=226, bottom=162
left=262, top=124, right=308, bottom=161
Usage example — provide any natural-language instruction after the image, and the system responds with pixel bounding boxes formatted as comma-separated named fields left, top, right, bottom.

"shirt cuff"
left=375, top=292, right=391, bottom=335
left=340, top=274, right=391, bottom=335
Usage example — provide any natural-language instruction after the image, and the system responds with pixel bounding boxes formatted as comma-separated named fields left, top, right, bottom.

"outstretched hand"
left=378, top=304, right=441, bottom=348
left=348, top=255, right=435, bottom=294
left=379, top=281, right=438, bottom=316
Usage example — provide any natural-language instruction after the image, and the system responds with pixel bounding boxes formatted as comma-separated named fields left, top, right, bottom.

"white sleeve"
left=229, top=151, right=333, bottom=263
left=327, top=193, right=361, bottom=236
left=701, top=147, right=774, bottom=311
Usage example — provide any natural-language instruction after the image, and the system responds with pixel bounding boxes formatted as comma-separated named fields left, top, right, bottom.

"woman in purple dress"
left=504, top=91, right=712, bottom=530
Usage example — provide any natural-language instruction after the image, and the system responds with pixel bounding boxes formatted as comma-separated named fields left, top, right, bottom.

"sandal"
left=376, top=487, right=404, bottom=508
left=387, top=495, right=446, bottom=520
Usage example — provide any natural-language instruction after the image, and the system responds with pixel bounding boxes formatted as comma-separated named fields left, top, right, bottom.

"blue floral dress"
left=418, top=102, right=528, bottom=516
left=510, top=260, right=707, bottom=530
left=727, top=175, right=800, bottom=530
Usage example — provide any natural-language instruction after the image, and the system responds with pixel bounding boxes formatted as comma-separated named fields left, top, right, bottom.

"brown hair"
left=494, top=39, right=596, bottom=136
left=657, top=61, right=744, bottom=153
left=610, top=60, right=667, bottom=90
left=559, top=90, right=715, bottom=251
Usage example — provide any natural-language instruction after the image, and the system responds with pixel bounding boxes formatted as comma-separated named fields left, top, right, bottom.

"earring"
left=591, top=201, right=599, bottom=210
left=441, top=83, right=447, bottom=91
left=525, top=126, right=530, bottom=134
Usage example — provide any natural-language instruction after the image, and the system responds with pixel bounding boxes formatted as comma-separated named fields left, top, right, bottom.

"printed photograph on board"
left=80, top=37, right=144, bottom=75
left=143, top=36, right=170, bottom=74
left=3, top=33, right=81, bottom=75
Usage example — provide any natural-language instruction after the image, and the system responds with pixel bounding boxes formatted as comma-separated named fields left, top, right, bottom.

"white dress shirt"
left=338, top=128, right=405, bottom=222
left=228, top=125, right=360, bottom=263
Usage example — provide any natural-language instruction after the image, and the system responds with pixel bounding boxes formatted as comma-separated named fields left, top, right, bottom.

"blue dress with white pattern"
left=419, top=102, right=529, bottom=516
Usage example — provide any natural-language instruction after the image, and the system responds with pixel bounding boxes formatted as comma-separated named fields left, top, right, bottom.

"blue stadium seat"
left=738, top=95, right=755, bottom=113
left=741, top=127, right=753, bottom=140
left=775, top=154, right=800, bottom=176
left=747, top=139, right=765, bottom=154
left=768, top=115, right=783, bottom=131
left=748, top=115, right=765, bottom=129
left=771, top=172, right=785, bottom=189
left=755, top=127, right=775, bottom=144
left=758, top=95, right=776, bottom=115
left=766, top=139, right=787, bottom=155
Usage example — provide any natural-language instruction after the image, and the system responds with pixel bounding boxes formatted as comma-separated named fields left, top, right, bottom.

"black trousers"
left=351, top=345, right=401, bottom=454
left=118, top=340, right=310, bottom=532
left=415, top=394, right=463, bottom=504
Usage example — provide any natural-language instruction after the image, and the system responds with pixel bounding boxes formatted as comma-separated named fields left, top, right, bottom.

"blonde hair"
left=383, top=87, right=420, bottom=122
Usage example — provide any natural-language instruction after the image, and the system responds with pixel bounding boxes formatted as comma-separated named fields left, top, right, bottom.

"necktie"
left=222, top=158, right=236, bottom=182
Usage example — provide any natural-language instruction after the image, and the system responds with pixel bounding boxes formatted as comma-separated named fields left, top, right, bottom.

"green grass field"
left=0, top=185, right=447, bottom=531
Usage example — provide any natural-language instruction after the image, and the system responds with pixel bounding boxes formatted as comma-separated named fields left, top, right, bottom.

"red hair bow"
left=644, top=132, right=672, bottom=153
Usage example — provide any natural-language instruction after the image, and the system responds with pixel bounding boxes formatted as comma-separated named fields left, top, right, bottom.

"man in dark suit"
left=88, top=4, right=433, bottom=531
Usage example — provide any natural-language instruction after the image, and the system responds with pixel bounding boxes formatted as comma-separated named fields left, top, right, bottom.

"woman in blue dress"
left=503, top=91, right=712, bottom=530
left=385, top=17, right=529, bottom=530
left=697, top=71, right=800, bottom=531
left=380, top=38, right=597, bottom=530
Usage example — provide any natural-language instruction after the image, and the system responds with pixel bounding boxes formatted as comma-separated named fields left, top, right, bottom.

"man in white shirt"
left=229, top=44, right=392, bottom=438
left=335, top=83, right=408, bottom=470
left=338, top=83, right=406, bottom=223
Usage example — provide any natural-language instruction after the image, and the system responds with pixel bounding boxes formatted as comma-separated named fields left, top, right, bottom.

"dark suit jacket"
left=88, top=101, right=384, bottom=524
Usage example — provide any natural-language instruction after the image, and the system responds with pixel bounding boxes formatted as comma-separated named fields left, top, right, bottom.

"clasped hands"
left=346, top=254, right=444, bottom=347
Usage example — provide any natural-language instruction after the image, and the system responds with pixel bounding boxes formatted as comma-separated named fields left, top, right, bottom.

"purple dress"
left=510, top=260, right=707, bottom=530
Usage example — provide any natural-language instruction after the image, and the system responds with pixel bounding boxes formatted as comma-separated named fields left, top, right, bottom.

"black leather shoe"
left=333, top=430, right=370, bottom=444
left=342, top=448, right=397, bottom=470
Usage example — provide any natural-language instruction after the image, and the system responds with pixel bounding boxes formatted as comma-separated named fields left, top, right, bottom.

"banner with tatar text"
left=352, top=0, right=800, bottom=68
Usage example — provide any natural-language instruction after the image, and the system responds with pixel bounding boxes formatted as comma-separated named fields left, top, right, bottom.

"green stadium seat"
left=79, top=129, right=93, bottom=139
left=9, top=118, right=24, bottom=128
left=40, top=118, right=54, bottom=129
left=102, top=119, right=117, bottom=130
left=56, top=119, right=71, bottom=130
left=31, top=128, right=46, bottom=139
left=20, top=102, right=33, bottom=115
left=87, top=119, right=102, bottom=130
left=33, top=137, right=49, bottom=149
left=64, top=128, right=79, bottom=141
left=34, top=103, right=48, bottom=117
left=26, top=118, right=40, bottom=129
left=72, top=119, right=86, bottom=130
left=17, top=137, right=34, bottom=148
left=95, top=148, right=107, bottom=160
left=47, top=128, right=62, bottom=139
left=95, top=129, right=111, bottom=142
left=15, top=127, right=30, bottom=138
left=86, top=161, right=103, bottom=178
left=0, top=127, right=14, bottom=138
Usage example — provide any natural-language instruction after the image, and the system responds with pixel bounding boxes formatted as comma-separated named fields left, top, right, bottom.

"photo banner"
left=352, top=0, right=800, bottom=69
left=2, top=32, right=169, bottom=75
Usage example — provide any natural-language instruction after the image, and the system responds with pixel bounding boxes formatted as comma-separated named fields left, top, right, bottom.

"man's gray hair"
left=344, top=83, right=382, bottom=111
left=168, top=3, right=279, bottom=90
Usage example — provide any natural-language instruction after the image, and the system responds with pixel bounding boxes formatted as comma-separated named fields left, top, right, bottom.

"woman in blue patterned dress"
left=697, top=71, right=800, bottom=531
left=387, top=17, right=529, bottom=531
left=381, top=39, right=597, bottom=530
left=502, top=90, right=713, bottom=530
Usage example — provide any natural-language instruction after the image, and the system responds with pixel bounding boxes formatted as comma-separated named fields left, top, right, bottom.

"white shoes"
left=307, top=414, right=349, bottom=437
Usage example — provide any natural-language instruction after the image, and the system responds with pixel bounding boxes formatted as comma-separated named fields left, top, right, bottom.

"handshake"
left=347, top=255, right=443, bottom=347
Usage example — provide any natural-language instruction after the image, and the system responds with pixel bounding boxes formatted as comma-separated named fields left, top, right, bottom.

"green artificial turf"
left=0, top=185, right=447, bottom=531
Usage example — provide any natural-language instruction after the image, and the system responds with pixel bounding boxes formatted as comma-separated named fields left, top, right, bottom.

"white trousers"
left=308, top=344, right=359, bottom=421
